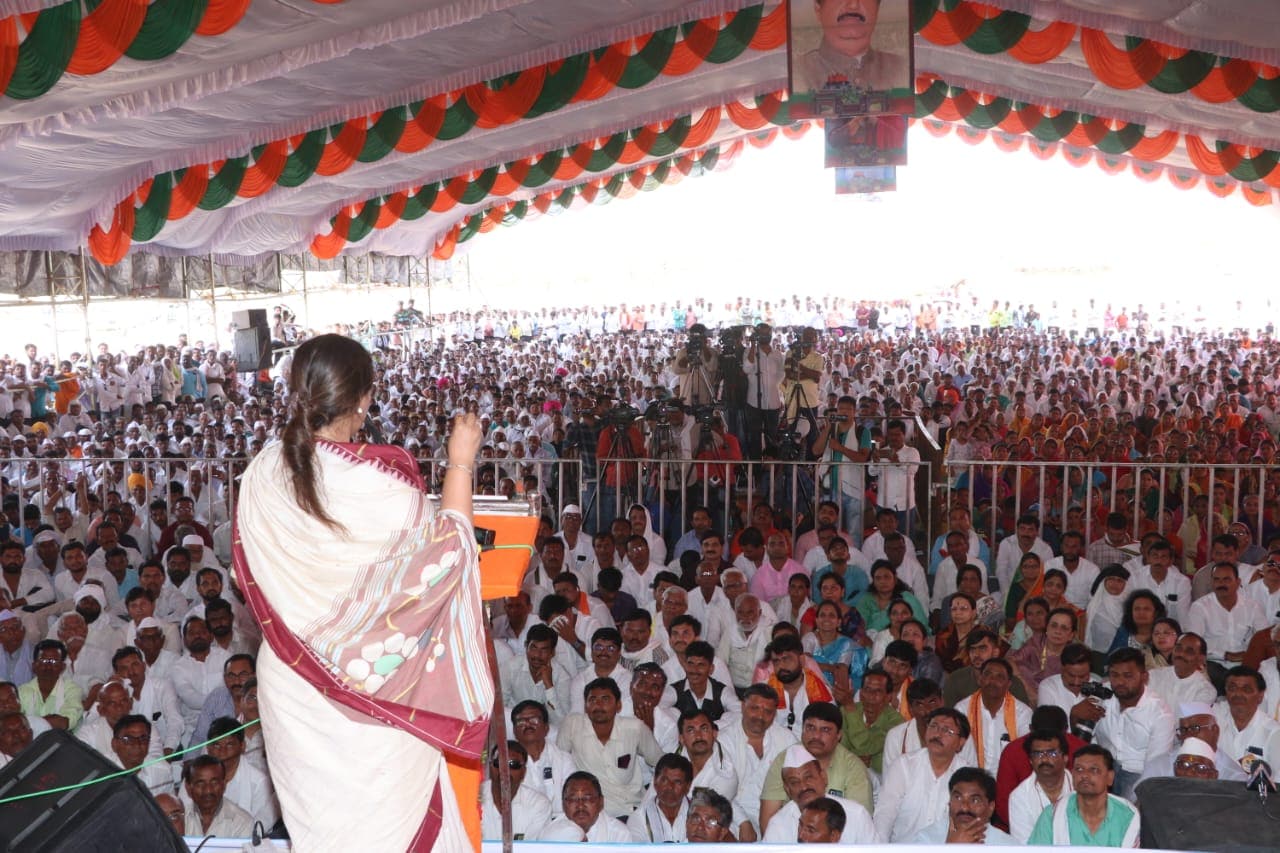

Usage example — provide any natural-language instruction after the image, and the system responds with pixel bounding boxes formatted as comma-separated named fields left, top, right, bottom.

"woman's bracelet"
left=443, top=462, right=474, bottom=475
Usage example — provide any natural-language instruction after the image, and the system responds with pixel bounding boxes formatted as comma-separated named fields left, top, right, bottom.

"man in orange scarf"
left=958, top=658, right=1032, bottom=771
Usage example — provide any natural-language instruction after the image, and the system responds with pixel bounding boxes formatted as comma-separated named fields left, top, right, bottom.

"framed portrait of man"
left=788, top=0, right=914, bottom=118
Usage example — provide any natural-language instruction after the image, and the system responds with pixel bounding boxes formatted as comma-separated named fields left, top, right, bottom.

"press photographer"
left=595, top=400, right=646, bottom=531
left=744, top=322, right=784, bottom=461
left=670, top=323, right=720, bottom=407
left=811, top=395, right=871, bottom=546
left=780, top=326, right=825, bottom=441
left=689, top=408, right=742, bottom=523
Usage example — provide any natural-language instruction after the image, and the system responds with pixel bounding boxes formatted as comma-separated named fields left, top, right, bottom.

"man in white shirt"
left=1131, top=539, right=1191, bottom=623
left=481, top=740, right=552, bottom=841
left=1245, top=549, right=1280, bottom=623
left=869, top=420, right=921, bottom=537
left=1147, top=632, right=1217, bottom=710
left=1215, top=665, right=1280, bottom=773
left=556, top=677, right=664, bottom=818
left=567, top=627, right=631, bottom=715
left=1092, top=647, right=1176, bottom=799
left=718, top=683, right=797, bottom=832
left=994, top=515, right=1055, bottom=595
left=911, top=766, right=1016, bottom=845
left=875, top=707, right=972, bottom=841
left=716, top=594, right=774, bottom=692
left=182, top=755, right=255, bottom=838
left=762, top=745, right=880, bottom=843
left=553, top=505, right=596, bottom=593
left=1007, top=729, right=1074, bottom=844
left=111, top=646, right=183, bottom=756
left=1185, top=562, right=1269, bottom=668
left=537, top=772, right=632, bottom=842
left=955, top=658, right=1033, bottom=772
left=510, top=699, right=576, bottom=816
left=0, top=540, right=55, bottom=613
left=932, top=529, right=989, bottom=614
left=500, top=624, right=572, bottom=725
left=205, top=715, right=278, bottom=829
left=1045, top=530, right=1100, bottom=610
left=883, top=532, right=929, bottom=607
left=627, top=753, right=692, bottom=843
left=167, top=616, right=230, bottom=742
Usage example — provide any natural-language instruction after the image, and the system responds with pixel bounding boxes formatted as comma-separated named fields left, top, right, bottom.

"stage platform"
left=185, top=841, right=1179, bottom=851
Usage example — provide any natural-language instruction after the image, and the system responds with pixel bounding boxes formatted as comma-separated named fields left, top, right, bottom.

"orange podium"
left=428, top=494, right=541, bottom=851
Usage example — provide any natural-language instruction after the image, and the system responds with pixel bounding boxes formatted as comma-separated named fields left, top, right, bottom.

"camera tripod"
left=581, top=417, right=639, bottom=533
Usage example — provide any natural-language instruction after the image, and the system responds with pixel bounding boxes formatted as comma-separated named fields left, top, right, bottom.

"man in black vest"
left=662, top=640, right=740, bottom=722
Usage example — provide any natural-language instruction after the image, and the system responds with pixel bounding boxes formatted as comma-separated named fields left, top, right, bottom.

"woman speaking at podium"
left=235, top=334, right=490, bottom=851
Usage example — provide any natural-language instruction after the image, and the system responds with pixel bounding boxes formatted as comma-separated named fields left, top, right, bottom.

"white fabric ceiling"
left=0, top=0, right=1277, bottom=262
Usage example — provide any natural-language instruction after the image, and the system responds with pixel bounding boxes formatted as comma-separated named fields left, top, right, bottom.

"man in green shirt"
left=1027, top=745, right=1140, bottom=846
left=835, top=667, right=903, bottom=774
left=758, top=702, right=872, bottom=835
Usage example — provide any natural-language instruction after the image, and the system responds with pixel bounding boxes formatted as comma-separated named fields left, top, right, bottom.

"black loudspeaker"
left=0, top=730, right=187, bottom=852
left=232, top=308, right=272, bottom=371
left=231, top=308, right=269, bottom=332
left=233, top=327, right=271, bottom=372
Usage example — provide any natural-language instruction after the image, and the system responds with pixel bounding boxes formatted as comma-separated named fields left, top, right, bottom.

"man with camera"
left=780, top=327, right=824, bottom=440
left=812, top=395, right=871, bottom=547
left=1091, top=647, right=1176, bottom=799
left=671, top=324, right=720, bottom=408
left=595, top=402, right=646, bottom=533
left=744, top=323, right=785, bottom=461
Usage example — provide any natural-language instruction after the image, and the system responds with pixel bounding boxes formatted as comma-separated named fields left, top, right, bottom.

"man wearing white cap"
left=555, top=505, right=595, bottom=593
left=1171, top=737, right=1218, bottom=779
left=0, top=610, right=34, bottom=684
left=73, top=584, right=124, bottom=653
left=761, top=745, right=879, bottom=843
left=1138, top=701, right=1246, bottom=784
left=24, top=528, right=64, bottom=576
left=56, top=612, right=111, bottom=700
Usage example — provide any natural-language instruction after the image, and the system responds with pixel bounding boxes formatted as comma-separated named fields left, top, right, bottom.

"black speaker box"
left=233, top=326, right=272, bottom=372
left=0, top=730, right=186, bottom=852
left=230, top=308, right=269, bottom=332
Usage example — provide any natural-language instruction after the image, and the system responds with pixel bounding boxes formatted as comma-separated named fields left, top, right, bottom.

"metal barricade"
left=416, top=453, right=931, bottom=553
left=0, top=455, right=241, bottom=562
left=943, top=459, right=1272, bottom=560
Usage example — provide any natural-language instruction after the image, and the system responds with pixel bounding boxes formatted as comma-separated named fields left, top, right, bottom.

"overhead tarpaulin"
left=184, top=255, right=281, bottom=294
left=0, top=251, right=49, bottom=297
left=278, top=254, right=344, bottom=274
left=83, top=252, right=186, bottom=299
left=339, top=253, right=417, bottom=287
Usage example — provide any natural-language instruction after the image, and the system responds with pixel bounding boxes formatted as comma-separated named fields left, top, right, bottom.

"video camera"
left=691, top=404, right=721, bottom=433
left=1074, top=681, right=1114, bottom=741
left=643, top=401, right=684, bottom=421
left=606, top=404, right=642, bottom=427
left=686, top=328, right=708, bottom=360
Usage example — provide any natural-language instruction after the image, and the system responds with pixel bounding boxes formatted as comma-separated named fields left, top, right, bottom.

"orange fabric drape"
left=67, top=0, right=148, bottom=75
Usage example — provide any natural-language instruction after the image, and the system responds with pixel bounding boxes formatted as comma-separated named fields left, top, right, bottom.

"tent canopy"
left=1, top=0, right=1278, bottom=266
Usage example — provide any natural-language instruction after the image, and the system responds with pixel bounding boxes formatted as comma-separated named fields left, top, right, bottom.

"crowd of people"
left=0, top=289, right=1279, bottom=845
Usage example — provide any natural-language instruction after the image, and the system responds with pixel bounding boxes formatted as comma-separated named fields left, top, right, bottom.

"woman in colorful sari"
left=802, top=601, right=868, bottom=690
left=236, top=334, right=490, bottom=852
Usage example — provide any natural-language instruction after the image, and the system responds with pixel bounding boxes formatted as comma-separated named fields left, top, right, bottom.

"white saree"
left=236, top=441, right=492, bottom=852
